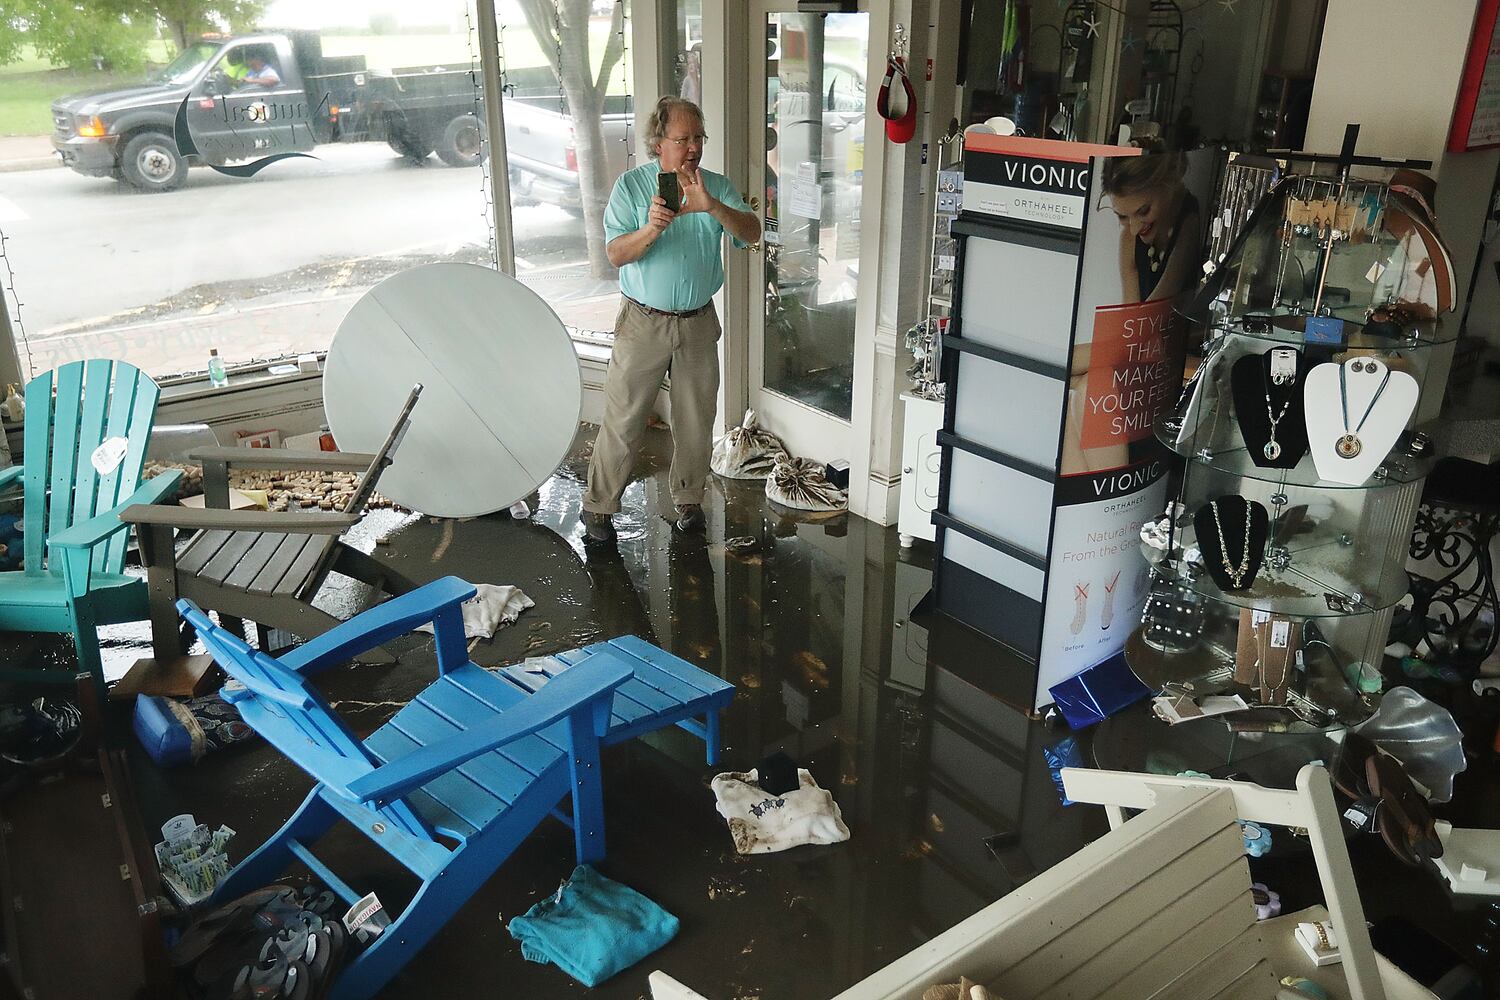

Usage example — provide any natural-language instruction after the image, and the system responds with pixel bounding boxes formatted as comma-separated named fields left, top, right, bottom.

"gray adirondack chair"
left=121, top=386, right=423, bottom=675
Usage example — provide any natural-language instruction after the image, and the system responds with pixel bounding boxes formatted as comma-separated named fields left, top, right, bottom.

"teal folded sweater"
left=507, top=865, right=679, bottom=987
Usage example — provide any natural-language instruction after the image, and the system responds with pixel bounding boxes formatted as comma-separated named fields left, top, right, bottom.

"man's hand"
left=646, top=195, right=677, bottom=234
left=680, top=165, right=762, bottom=245
left=678, top=167, right=715, bottom=214
left=608, top=195, right=677, bottom=267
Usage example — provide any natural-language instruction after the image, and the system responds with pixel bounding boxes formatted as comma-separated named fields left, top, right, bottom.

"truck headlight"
left=75, top=115, right=107, bottom=137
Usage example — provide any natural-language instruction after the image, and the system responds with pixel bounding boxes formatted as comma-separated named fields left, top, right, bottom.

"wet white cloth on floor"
left=415, top=583, right=534, bottom=639
left=711, top=768, right=850, bottom=854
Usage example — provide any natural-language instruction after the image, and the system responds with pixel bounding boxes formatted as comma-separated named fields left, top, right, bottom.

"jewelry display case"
left=1137, top=157, right=1453, bottom=728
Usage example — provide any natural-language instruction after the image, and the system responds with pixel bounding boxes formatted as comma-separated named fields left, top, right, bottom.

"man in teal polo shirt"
left=583, top=96, right=761, bottom=541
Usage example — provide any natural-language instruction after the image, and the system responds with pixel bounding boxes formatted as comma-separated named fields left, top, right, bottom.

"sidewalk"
left=0, top=135, right=58, bottom=173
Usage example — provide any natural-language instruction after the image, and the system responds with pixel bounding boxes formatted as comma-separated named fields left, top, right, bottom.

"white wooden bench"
left=651, top=766, right=1438, bottom=1000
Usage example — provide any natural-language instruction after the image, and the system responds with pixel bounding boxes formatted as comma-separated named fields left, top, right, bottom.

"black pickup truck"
left=50, top=29, right=483, bottom=192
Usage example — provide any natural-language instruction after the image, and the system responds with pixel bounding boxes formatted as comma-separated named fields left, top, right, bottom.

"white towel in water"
left=416, top=583, right=534, bottom=640
left=711, top=768, right=850, bottom=855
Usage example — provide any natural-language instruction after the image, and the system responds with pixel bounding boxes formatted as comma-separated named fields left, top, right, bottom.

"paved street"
left=0, top=143, right=617, bottom=375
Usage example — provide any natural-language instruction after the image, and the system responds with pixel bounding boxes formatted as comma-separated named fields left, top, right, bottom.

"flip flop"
left=304, top=925, right=345, bottom=1000
left=219, top=944, right=289, bottom=1000
left=194, top=904, right=303, bottom=987
left=1332, top=731, right=1379, bottom=800
left=1366, top=752, right=1443, bottom=865
left=1374, top=800, right=1420, bottom=866
left=303, top=889, right=338, bottom=918
left=280, top=961, right=312, bottom=1000
left=170, top=885, right=289, bottom=967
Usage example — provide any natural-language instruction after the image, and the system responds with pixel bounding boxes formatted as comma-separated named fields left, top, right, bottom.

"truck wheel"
left=120, top=132, right=185, bottom=192
left=437, top=114, right=483, bottom=167
left=388, top=131, right=432, bottom=162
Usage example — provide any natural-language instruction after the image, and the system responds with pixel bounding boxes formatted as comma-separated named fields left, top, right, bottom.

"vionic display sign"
left=960, top=135, right=1135, bottom=231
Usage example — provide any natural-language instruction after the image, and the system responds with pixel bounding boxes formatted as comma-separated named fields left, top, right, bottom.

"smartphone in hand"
left=657, top=171, right=681, bottom=213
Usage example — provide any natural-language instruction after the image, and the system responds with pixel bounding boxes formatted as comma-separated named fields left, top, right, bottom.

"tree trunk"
left=557, top=17, right=613, bottom=277
left=518, top=0, right=628, bottom=281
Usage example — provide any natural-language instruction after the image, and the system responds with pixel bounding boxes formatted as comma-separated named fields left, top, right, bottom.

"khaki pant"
left=583, top=298, right=721, bottom=515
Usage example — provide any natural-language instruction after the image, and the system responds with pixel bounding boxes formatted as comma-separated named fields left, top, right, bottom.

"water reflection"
left=39, top=426, right=1110, bottom=998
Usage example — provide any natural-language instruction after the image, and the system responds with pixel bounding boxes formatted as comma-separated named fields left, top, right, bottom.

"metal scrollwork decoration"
left=1405, top=501, right=1500, bottom=669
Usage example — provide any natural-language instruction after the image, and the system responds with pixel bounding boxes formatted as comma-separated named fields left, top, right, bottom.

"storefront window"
left=761, top=11, right=866, bottom=421
left=499, top=0, right=634, bottom=336
left=673, top=0, right=704, bottom=104
left=0, top=5, right=493, bottom=379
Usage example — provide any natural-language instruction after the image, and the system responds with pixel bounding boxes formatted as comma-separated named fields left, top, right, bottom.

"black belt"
left=626, top=296, right=712, bottom=319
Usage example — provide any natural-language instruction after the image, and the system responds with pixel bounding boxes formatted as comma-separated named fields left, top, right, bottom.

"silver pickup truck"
left=502, top=88, right=632, bottom=214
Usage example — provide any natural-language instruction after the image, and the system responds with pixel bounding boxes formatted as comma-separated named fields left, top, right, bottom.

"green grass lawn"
left=0, top=42, right=174, bottom=135
left=0, top=26, right=632, bottom=137
left=0, top=66, right=131, bottom=135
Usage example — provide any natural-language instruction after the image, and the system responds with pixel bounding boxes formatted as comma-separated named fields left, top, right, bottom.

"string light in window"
left=0, top=226, right=34, bottom=378
left=466, top=2, right=500, bottom=270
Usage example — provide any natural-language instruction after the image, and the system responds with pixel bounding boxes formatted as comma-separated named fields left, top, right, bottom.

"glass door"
left=748, top=1, right=870, bottom=461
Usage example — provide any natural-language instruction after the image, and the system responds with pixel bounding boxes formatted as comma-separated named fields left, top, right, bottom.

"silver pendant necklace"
left=1336, top=359, right=1392, bottom=459
left=1210, top=499, right=1253, bottom=588
left=1264, top=399, right=1292, bottom=460
left=1263, top=349, right=1296, bottom=460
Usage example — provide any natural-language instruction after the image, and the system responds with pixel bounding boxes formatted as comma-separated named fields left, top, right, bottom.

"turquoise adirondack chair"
left=179, top=576, right=633, bottom=1000
left=0, top=360, right=181, bottom=700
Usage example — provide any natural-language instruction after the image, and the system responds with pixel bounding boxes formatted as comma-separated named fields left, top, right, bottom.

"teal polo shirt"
left=604, top=162, right=749, bottom=313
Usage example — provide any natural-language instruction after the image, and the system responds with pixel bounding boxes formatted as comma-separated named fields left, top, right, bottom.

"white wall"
left=1305, top=0, right=1477, bottom=162
left=1307, top=0, right=1500, bottom=349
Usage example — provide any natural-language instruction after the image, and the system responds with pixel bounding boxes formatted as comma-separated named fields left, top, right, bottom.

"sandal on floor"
left=1375, top=800, right=1422, bottom=866
left=309, top=924, right=347, bottom=1000
left=279, top=961, right=312, bottom=1000
left=1366, top=752, right=1443, bottom=865
left=220, top=945, right=291, bottom=1000
left=1332, top=731, right=1380, bottom=799
left=171, top=886, right=291, bottom=967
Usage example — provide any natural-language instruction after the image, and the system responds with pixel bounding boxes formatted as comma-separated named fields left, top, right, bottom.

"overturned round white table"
left=323, top=262, right=583, bottom=518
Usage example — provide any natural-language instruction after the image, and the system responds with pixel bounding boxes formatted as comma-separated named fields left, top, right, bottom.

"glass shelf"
left=1182, top=173, right=1459, bottom=342
left=1124, top=622, right=1376, bottom=728
left=1155, top=418, right=1437, bottom=489
left=1194, top=313, right=1459, bottom=350
left=1143, top=535, right=1408, bottom=617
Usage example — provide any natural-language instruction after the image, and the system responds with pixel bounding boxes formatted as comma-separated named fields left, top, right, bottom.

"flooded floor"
left=6, top=425, right=1496, bottom=997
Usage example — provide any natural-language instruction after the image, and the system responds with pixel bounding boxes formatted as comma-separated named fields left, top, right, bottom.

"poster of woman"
left=1061, top=151, right=1207, bottom=476
left=1038, top=147, right=1214, bottom=701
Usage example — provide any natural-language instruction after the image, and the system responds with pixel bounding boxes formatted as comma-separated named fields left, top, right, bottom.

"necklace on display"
left=1336, top=359, right=1393, bottom=459
left=1263, top=398, right=1292, bottom=460
left=1210, top=499, right=1253, bottom=588
left=1262, top=350, right=1297, bottom=460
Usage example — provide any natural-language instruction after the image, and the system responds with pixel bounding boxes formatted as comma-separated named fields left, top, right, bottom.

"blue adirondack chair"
left=0, top=360, right=181, bottom=700
left=179, top=576, right=634, bottom=1000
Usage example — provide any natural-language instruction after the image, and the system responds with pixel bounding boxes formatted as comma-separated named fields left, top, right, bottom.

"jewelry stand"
left=1304, top=358, right=1419, bottom=485
left=1130, top=127, right=1456, bottom=731
left=1193, top=495, right=1270, bottom=592
left=1230, top=348, right=1313, bottom=468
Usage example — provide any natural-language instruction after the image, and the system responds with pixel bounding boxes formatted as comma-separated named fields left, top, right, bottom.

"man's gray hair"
left=647, top=96, right=704, bottom=159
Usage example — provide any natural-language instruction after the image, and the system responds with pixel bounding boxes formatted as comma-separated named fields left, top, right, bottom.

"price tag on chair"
left=90, top=436, right=129, bottom=475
